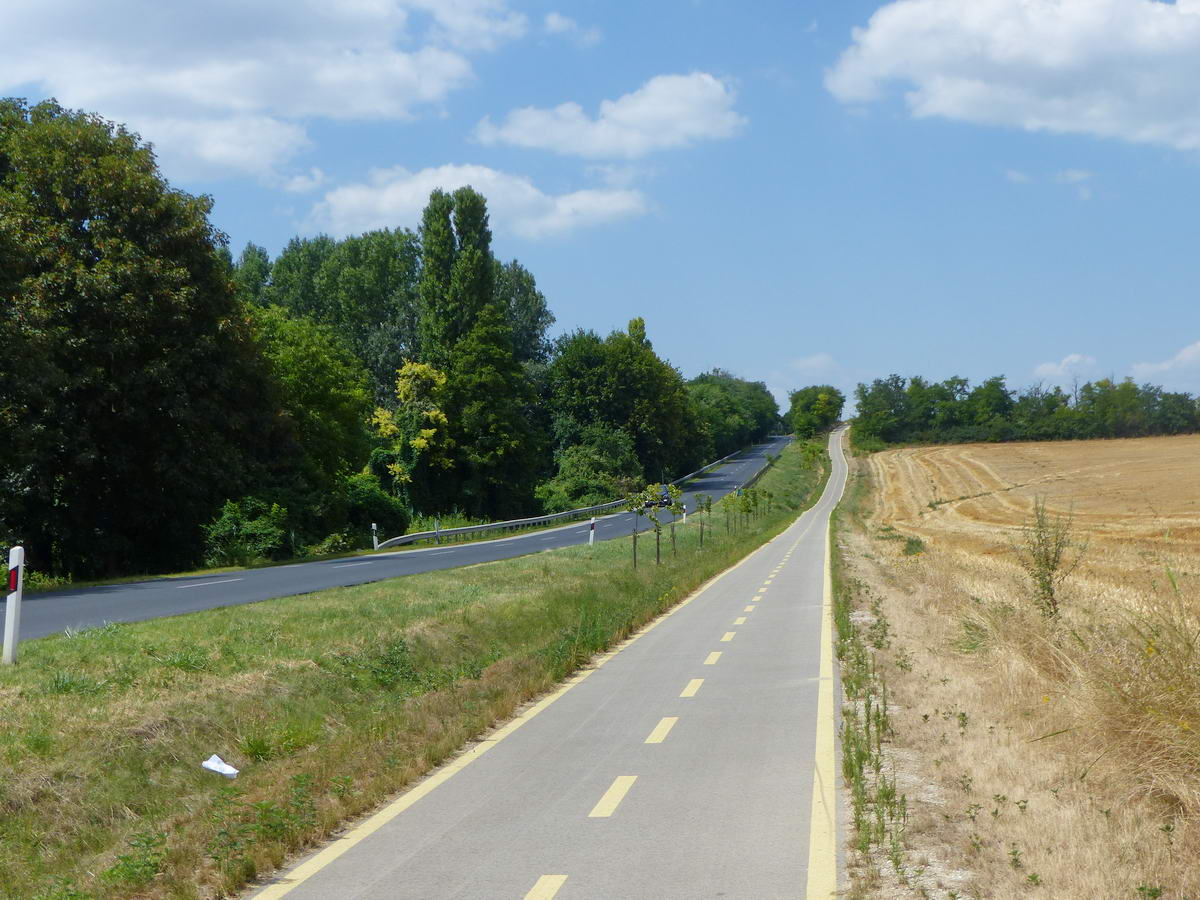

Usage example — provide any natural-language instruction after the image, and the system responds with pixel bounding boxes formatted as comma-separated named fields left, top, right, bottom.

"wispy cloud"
left=476, top=72, right=746, bottom=159
left=1004, top=169, right=1032, bottom=184
left=1131, top=341, right=1200, bottom=387
left=1033, top=353, right=1097, bottom=379
left=310, top=163, right=647, bottom=239
left=282, top=167, right=328, bottom=194
left=789, top=353, right=836, bottom=372
left=543, top=11, right=600, bottom=45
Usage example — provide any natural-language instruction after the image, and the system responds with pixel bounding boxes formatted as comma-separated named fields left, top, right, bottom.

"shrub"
left=308, top=532, right=354, bottom=556
left=339, top=472, right=409, bottom=540
left=203, top=498, right=288, bottom=567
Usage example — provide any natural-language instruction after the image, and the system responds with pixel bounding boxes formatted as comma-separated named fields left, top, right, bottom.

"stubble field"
left=840, top=433, right=1200, bottom=898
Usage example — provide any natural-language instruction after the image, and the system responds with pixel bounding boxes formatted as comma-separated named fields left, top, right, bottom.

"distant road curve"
left=14, top=437, right=791, bottom=641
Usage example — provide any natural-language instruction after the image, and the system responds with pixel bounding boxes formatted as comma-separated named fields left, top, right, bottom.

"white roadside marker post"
left=371, top=522, right=378, bottom=551
left=3, top=546, right=24, bottom=665
left=589, top=517, right=595, bottom=547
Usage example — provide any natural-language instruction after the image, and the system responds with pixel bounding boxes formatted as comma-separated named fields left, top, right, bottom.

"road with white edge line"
left=251, top=428, right=848, bottom=900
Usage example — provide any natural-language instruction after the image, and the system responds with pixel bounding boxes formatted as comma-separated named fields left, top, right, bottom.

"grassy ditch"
left=0, top=439, right=828, bottom=899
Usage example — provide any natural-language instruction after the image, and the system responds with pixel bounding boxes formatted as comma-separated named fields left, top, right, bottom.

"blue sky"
left=4, top=0, right=1199, bottom=408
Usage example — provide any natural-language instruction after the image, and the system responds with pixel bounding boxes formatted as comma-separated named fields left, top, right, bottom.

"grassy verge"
left=830, top=460, right=915, bottom=895
left=1, top=440, right=827, bottom=899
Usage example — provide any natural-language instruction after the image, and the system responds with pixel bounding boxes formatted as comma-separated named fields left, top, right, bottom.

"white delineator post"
left=371, top=522, right=379, bottom=551
left=588, top=517, right=595, bottom=547
left=3, top=546, right=24, bottom=665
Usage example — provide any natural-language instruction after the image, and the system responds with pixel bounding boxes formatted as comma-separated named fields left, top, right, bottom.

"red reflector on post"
left=7, top=567, right=16, bottom=592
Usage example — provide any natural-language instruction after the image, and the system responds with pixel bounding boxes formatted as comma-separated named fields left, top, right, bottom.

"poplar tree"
left=404, top=187, right=548, bottom=516
left=417, top=188, right=457, bottom=367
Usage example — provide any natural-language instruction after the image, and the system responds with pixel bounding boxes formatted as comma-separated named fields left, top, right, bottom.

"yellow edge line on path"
left=253, top=518, right=777, bottom=899
left=805, top=519, right=839, bottom=898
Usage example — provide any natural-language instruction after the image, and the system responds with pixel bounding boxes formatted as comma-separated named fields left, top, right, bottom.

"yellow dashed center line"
left=744, top=605, right=755, bottom=612
left=644, top=717, right=679, bottom=744
left=733, top=616, right=746, bottom=625
left=524, top=875, right=568, bottom=899
left=704, top=651, right=722, bottom=665
left=751, top=594, right=762, bottom=602
left=680, top=678, right=704, bottom=697
left=764, top=578, right=773, bottom=585
left=721, top=631, right=736, bottom=642
left=589, top=776, right=637, bottom=817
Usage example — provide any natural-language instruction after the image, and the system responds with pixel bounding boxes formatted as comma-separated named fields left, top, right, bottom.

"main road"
left=252, top=429, right=849, bottom=899
left=15, top=437, right=791, bottom=642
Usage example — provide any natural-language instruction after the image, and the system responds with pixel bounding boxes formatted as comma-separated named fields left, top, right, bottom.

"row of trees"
left=854, top=374, right=1200, bottom=446
left=1, top=98, right=781, bottom=578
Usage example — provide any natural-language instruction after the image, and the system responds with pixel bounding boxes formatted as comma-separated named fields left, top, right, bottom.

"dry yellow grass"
left=838, top=435, right=1200, bottom=899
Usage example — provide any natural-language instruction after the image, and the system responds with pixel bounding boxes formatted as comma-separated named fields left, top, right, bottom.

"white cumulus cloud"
left=0, top=0, right=521, bottom=181
left=476, top=72, right=746, bottom=158
left=826, top=0, right=1200, bottom=152
left=310, top=163, right=647, bottom=239
left=1131, top=341, right=1200, bottom=386
left=1034, top=353, right=1098, bottom=379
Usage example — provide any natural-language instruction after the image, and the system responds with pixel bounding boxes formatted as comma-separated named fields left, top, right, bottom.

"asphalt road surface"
left=252, top=429, right=849, bottom=900
left=14, top=437, right=791, bottom=642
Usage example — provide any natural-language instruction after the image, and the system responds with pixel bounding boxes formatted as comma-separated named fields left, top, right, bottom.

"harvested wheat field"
left=872, top=433, right=1200, bottom=590
left=839, top=433, right=1200, bottom=899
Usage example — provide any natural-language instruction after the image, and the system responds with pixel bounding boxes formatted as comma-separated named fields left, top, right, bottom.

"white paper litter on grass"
left=201, top=754, right=239, bottom=778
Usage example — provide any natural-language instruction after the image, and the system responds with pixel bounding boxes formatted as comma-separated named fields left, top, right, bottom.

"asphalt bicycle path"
left=13, top=437, right=792, bottom=642
left=251, top=429, right=849, bottom=900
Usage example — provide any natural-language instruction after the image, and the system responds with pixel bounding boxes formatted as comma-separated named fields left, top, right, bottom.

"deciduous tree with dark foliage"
left=0, top=99, right=284, bottom=576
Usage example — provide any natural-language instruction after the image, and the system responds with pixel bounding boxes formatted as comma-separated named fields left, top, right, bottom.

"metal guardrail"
left=375, top=443, right=759, bottom=550
left=375, top=500, right=624, bottom=550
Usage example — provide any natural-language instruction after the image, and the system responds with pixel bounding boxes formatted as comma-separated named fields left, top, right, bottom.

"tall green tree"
left=265, top=235, right=335, bottom=319
left=313, top=229, right=421, bottom=403
left=232, top=242, right=271, bottom=306
left=417, top=188, right=458, bottom=367
left=248, top=306, right=373, bottom=528
left=442, top=304, right=545, bottom=517
left=788, top=385, right=845, bottom=438
left=0, top=99, right=282, bottom=576
left=690, top=369, right=779, bottom=454
left=548, top=319, right=701, bottom=482
left=494, top=259, right=555, bottom=363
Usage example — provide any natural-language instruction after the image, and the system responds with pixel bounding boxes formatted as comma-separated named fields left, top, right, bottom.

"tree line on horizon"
left=0, top=98, right=782, bottom=579
left=852, top=374, right=1200, bottom=447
